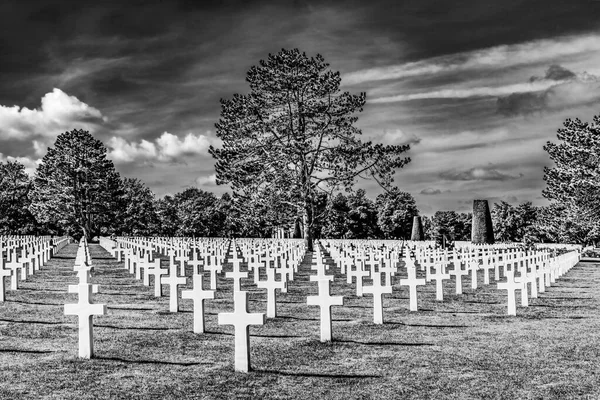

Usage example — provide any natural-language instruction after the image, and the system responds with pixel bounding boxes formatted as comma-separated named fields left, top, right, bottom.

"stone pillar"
left=410, top=216, right=424, bottom=241
left=471, top=200, right=494, bottom=244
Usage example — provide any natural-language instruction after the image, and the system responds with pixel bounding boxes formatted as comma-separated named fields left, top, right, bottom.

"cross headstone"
left=182, top=274, right=215, bottom=333
left=257, top=266, right=286, bottom=318
left=448, top=262, right=468, bottom=295
left=0, top=259, right=12, bottom=302
left=468, top=259, right=479, bottom=289
left=497, top=270, right=524, bottom=316
left=161, top=263, right=187, bottom=312
left=307, top=279, right=344, bottom=342
left=146, top=258, right=169, bottom=297
left=430, top=263, right=450, bottom=301
left=64, top=284, right=107, bottom=358
left=225, top=254, right=248, bottom=293
left=217, top=291, right=265, bottom=372
left=363, top=271, right=392, bottom=324
left=399, top=266, right=426, bottom=311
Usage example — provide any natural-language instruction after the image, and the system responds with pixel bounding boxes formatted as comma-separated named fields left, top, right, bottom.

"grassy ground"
left=0, top=243, right=599, bottom=400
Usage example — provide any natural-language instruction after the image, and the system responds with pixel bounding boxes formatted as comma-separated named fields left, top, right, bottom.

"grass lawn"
left=1, top=243, right=599, bottom=399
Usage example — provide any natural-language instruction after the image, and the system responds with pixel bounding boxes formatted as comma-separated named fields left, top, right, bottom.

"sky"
left=1, top=0, right=600, bottom=215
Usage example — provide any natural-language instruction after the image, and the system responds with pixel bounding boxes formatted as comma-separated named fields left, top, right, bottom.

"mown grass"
left=0, top=244, right=599, bottom=399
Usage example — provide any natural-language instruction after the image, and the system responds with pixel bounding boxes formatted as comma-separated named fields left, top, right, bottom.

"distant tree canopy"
left=29, top=129, right=122, bottom=240
left=428, top=211, right=472, bottom=243
left=375, top=188, right=418, bottom=239
left=0, top=160, right=36, bottom=234
left=542, top=114, right=600, bottom=244
left=210, top=48, right=411, bottom=250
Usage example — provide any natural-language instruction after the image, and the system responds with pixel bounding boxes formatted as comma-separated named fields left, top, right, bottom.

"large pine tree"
left=29, top=129, right=122, bottom=240
left=210, top=49, right=411, bottom=249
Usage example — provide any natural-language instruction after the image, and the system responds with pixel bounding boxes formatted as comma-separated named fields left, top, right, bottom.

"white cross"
left=257, top=267, right=286, bottom=318
left=0, top=259, right=12, bottom=302
left=429, top=263, right=450, bottom=301
left=363, top=271, right=392, bottom=324
left=218, top=291, right=265, bottom=372
left=226, top=255, right=248, bottom=293
left=448, top=263, right=468, bottom=294
left=188, top=251, right=204, bottom=275
left=399, top=266, right=426, bottom=311
left=205, top=256, right=222, bottom=291
left=64, top=284, right=107, bottom=358
left=514, top=273, right=529, bottom=307
left=146, top=259, right=169, bottom=297
left=5, top=258, right=21, bottom=290
left=307, top=279, right=344, bottom=342
left=161, top=263, right=187, bottom=312
left=176, top=252, right=189, bottom=276
left=182, top=274, right=215, bottom=333
left=480, top=256, right=494, bottom=285
left=497, top=270, right=524, bottom=316
left=310, top=261, right=333, bottom=282
left=468, top=259, right=479, bottom=289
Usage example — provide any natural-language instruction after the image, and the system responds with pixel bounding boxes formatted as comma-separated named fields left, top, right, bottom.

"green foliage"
left=0, top=160, right=37, bottom=234
left=542, top=113, right=600, bottom=244
left=210, top=48, right=410, bottom=249
left=29, top=129, right=122, bottom=240
left=430, top=211, right=471, bottom=243
left=115, top=178, right=159, bottom=236
left=375, top=187, right=418, bottom=239
left=492, top=201, right=539, bottom=243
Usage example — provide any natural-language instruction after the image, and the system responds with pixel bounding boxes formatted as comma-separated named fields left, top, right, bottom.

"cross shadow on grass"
left=334, top=339, right=434, bottom=346
left=5, top=300, right=63, bottom=307
left=95, top=355, right=205, bottom=366
left=94, top=324, right=179, bottom=331
left=255, top=368, right=382, bottom=379
left=0, top=348, right=57, bottom=354
left=0, top=318, right=65, bottom=325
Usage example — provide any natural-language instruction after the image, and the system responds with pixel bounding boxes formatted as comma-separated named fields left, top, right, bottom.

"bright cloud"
left=440, top=164, right=523, bottom=182
left=345, top=34, right=600, bottom=85
left=195, top=174, right=217, bottom=186
left=108, top=131, right=213, bottom=163
left=0, top=153, right=40, bottom=176
left=0, top=88, right=105, bottom=141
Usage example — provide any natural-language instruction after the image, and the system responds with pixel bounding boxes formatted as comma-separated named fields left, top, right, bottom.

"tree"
left=29, top=129, right=122, bottom=240
left=543, top=114, right=600, bottom=244
left=321, top=193, right=350, bottom=239
left=173, top=188, right=221, bottom=237
left=375, top=188, right=418, bottom=239
left=430, top=211, right=471, bottom=244
left=210, top=49, right=411, bottom=250
left=346, top=189, right=380, bottom=239
left=116, top=178, right=159, bottom=236
left=491, top=201, right=519, bottom=242
left=155, top=195, right=179, bottom=237
left=0, top=160, right=37, bottom=234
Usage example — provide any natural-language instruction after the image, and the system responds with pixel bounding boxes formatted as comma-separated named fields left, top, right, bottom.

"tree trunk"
left=303, top=206, right=314, bottom=252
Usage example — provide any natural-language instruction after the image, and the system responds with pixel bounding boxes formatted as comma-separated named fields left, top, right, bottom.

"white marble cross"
left=146, top=258, right=169, bottom=297
left=161, top=263, right=187, bottom=312
left=218, top=291, right=265, bottom=372
left=514, top=273, right=529, bottom=307
left=226, top=254, right=248, bottom=293
left=0, top=259, right=12, bottom=302
left=497, top=270, right=524, bottom=316
left=399, top=266, right=426, bottom=311
left=468, top=259, right=479, bottom=289
left=182, top=274, right=215, bottom=333
left=363, top=271, right=392, bottom=324
left=205, top=256, right=222, bottom=291
left=310, top=261, right=333, bottom=282
left=188, top=251, right=204, bottom=275
left=307, top=279, right=344, bottom=342
left=64, top=284, right=107, bottom=358
left=5, top=258, right=21, bottom=290
left=430, top=263, right=450, bottom=301
left=448, top=263, right=468, bottom=295
left=176, top=252, right=189, bottom=276
left=257, top=266, right=286, bottom=318
left=480, top=256, right=494, bottom=285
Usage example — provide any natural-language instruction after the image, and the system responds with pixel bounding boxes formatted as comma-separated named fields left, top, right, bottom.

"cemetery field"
left=1, top=244, right=599, bottom=400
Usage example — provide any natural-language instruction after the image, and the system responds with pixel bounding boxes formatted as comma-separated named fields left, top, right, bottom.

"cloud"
left=195, top=174, right=217, bottom=187
left=0, top=153, right=40, bottom=176
left=497, top=65, right=600, bottom=116
left=371, top=80, right=561, bottom=103
left=420, top=187, right=442, bottom=195
left=108, top=131, right=213, bottom=163
left=440, top=165, right=523, bottom=181
left=378, top=128, right=421, bottom=146
left=0, top=88, right=105, bottom=142
left=345, top=34, right=600, bottom=85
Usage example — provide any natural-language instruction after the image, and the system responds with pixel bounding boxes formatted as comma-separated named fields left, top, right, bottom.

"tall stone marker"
left=410, top=216, right=424, bottom=241
left=471, top=199, right=494, bottom=244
